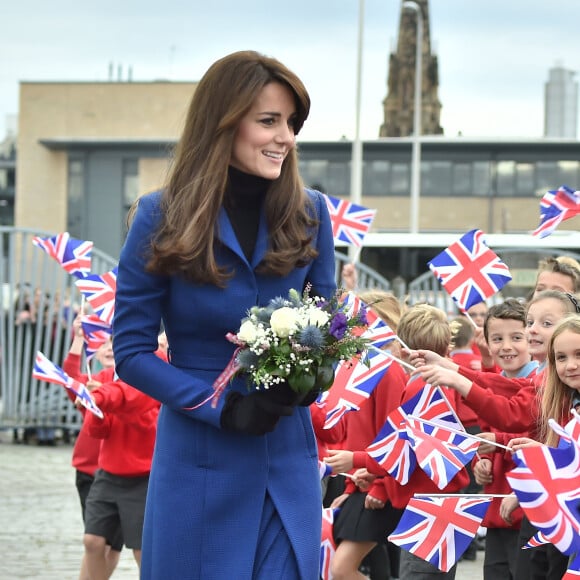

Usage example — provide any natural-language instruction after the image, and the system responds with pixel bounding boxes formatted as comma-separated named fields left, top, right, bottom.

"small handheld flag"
left=323, top=194, right=376, bottom=248
left=428, top=229, right=512, bottom=311
left=75, top=267, right=118, bottom=325
left=32, top=232, right=93, bottom=278
left=532, top=185, right=580, bottom=239
left=32, top=351, right=103, bottom=418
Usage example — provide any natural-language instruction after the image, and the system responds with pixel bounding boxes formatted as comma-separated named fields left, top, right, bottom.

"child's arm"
left=324, top=449, right=354, bottom=474
left=414, top=364, right=473, bottom=397
left=408, top=349, right=460, bottom=371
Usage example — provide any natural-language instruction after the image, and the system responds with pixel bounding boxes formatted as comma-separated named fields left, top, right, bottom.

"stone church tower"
left=379, top=0, right=443, bottom=137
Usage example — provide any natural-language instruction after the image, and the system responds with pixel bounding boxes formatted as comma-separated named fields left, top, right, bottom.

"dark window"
left=364, top=160, right=390, bottom=196
left=67, top=158, right=85, bottom=238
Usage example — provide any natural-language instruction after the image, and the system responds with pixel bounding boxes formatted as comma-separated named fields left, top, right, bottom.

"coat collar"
left=217, top=207, right=269, bottom=268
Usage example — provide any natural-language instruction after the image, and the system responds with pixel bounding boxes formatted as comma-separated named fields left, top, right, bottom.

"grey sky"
left=1, top=0, right=578, bottom=141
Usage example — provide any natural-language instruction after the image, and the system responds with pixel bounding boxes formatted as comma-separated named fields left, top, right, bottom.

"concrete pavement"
left=0, top=433, right=483, bottom=579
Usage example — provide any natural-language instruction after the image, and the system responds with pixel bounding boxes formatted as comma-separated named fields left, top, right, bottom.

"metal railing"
left=0, top=228, right=117, bottom=432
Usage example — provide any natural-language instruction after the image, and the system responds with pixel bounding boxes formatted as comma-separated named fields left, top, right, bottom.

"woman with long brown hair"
left=113, top=51, right=336, bottom=579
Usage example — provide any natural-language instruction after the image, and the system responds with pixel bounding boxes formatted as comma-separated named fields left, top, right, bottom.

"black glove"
left=299, top=387, right=323, bottom=407
left=220, top=390, right=295, bottom=435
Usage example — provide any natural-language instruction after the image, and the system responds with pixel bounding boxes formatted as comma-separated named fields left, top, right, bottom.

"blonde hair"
left=398, top=304, right=450, bottom=357
left=357, top=290, right=403, bottom=331
left=535, top=256, right=580, bottom=293
left=450, top=316, right=474, bottom=350
left=540, top=315, right=580, bottom=446
left=526, top=290, right=580, bottom=317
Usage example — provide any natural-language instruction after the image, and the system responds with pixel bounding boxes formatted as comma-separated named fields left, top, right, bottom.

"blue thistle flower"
left=269, top=296, right=289, bottom=310
left=255, top=306, right=275, bottom=324
left=298, top=325, right=325, bottom=349
left=236, top=349, right=260, bottom=370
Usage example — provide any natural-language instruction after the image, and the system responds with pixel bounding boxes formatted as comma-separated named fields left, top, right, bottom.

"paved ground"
left=0, top=431, right=483, bottom=579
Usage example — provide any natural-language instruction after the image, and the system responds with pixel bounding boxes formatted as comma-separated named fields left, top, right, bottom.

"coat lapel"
left=217, top=208, right=247, bottom=265
left=216, top=207, right=269, bottom=269
left=251, top=207, right=269, bottom=269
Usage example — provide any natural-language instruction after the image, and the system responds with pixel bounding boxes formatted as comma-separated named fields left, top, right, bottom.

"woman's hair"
left=357, top=290, right=403, bottom=331
left=526, top=289, right=580, bottom=316
left=449, top=316, right=474, bottom=350
left=535, top=256, right=580, bottom=293
left=540, top=315, right=580, bottom=446
left=397, top=303, right=450, bottom=357
left=482, top=298, right=526, bottom=343
left=144, top=50, right=316, bottom=286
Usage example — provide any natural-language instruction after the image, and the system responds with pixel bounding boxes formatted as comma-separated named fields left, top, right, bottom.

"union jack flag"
left=340, top=293, right=395, bottom=349
left=405, top=417, right=478, bottom=490
left=532, top=185, right=580, bottom=239
left=366, top=383, right=457, bottom=484
left=32, top=232, right=93, bottom=278
left=80, top=314, right=113, bottom=361
left=319, top=347, right=393, bottom=429
left=388, top=496, right=491, bottom=572
left=321, top=507, right=340, bottom=580
left=361, top=309, right=397, bottom=349
left=32, top=351, right=103, bottom=418
left=339, top=291, right=364, bottom=318
left=523, top=530, right=551, bottom=549
left=506, top=443, right=580, bottom=556
left=323, top=194, right=377, bottom=248
left=428, top=229, right=512, bottom=311
left=75, top=267, right=118, bottom=325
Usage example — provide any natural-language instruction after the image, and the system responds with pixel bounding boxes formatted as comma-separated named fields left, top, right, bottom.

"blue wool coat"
left=113, top=189, right=336, bottom=579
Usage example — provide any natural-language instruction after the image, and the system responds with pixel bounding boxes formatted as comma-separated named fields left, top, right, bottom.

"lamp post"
left=403, top=0, right=423, bottom=234
left=349, top=0, right=365, bottom=262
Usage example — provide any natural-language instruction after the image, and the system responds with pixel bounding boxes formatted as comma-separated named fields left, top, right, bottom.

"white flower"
left=270, top=307, right=298, bottom=337
left=308, top=308, right=330, bottom=327
left=237, top=319, right=258, bottom=343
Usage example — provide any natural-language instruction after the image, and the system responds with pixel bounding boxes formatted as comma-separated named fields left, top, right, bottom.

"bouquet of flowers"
left=227, top=287, right=370, bottom=395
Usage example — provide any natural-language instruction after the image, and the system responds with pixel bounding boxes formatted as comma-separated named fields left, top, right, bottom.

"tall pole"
left=404, top=1, right=423, bottom=234
left=349, top=0, right=365, bottom=262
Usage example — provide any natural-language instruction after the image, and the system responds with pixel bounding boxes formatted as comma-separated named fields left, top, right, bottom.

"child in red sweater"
left=326, top=303, right=470, bottom=580
left=64, top=317, right=122, bottom=580
left=316, top=289, right=407, bottom=580
left=67, top=319, right=164, bottom=580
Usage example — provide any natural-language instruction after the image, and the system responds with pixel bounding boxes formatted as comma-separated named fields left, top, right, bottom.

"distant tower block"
left=544, top=64, right=578, bottom=138
left=380, top=0, right=443, bottom=137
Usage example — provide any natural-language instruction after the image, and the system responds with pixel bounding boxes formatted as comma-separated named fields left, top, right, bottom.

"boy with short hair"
left=326, top=304, right=470, bottom=580
left=414, top=299, right=538, bottom=580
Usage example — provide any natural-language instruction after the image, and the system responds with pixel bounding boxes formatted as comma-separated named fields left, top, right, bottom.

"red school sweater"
left=63, top=353, right=116, bottom=476
left=84, top=380, right=160, bottom=477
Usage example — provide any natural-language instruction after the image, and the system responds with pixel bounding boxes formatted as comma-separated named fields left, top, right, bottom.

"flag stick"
left=463, top=311, right=478, bottom=329
left=339, top=472, right=356, bottom=480
left=408, top=415, right=511, bottom=450
left=368, top=345, right=415, bottom=372
left=414, top=493, right=511, bottom=498
left=86, top=356, right=92, bottom=381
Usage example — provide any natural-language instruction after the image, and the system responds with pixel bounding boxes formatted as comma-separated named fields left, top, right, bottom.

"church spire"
left=379, top=0, right=443, bottom=137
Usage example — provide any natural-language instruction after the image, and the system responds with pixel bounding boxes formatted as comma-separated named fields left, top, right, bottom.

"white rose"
left=237, top=319, right=257, bottom=343
left=308, top=309, right=330, bottom=327
left=270, top=307, right=298, bottom=337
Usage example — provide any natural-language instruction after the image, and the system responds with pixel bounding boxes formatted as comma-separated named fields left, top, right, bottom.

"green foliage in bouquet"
left=229, top=287, right=370, bottom=395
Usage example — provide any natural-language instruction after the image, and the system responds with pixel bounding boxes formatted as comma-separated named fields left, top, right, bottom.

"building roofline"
left=39, top=137, right=176, bottom=150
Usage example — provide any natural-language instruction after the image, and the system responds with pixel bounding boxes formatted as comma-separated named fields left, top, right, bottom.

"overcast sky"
left=2, top=0, right=579, bottom=141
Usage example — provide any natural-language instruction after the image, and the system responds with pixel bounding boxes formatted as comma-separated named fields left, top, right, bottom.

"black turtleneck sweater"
left=223, top=166, right=271, bottom=262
